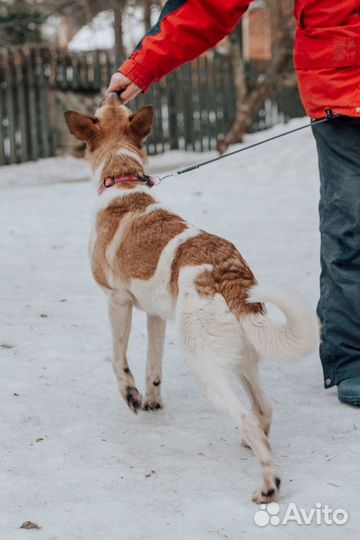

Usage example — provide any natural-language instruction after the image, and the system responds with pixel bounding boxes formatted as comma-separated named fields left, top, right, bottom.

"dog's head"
left=64, top=93, right=153, bottom=181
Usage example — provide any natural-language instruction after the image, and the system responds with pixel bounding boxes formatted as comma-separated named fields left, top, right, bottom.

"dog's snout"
left=103, top=92, right=121, bottom=106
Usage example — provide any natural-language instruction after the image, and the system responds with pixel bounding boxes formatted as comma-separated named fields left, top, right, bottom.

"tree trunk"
left=144, top=0, right=152, bottom=32
left=112, top=0, right=126, bottom=66
left=57, top=15, right=84, bottom=48
left=217, top=1, right=293, bottom=154
left=217, top=31, right=247, bottom=153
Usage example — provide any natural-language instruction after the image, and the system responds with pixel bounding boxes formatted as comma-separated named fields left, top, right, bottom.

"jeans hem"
left=323, top=366, right=360, bottom=389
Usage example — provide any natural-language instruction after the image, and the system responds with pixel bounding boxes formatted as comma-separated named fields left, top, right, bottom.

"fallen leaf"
left=20, top=521, right=41, bottom=530
left=1, top=343, right=14, bottom=349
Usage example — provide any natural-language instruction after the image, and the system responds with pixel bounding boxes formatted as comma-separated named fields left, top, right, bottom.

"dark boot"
left=337, top=375, right=360, bottom=407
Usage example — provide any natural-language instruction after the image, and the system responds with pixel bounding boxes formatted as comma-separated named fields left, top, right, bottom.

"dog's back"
left=92, top=184, right=264, bottom=322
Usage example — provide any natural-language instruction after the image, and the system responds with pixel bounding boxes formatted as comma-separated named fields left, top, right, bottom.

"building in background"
left=242, top=1, right=271, bottom=62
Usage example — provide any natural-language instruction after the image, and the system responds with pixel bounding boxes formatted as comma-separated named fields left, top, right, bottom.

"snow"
left=67, top=8, right=159, bottom=53
left=68, top=11, right=116, bottom=51
left=0, top=119, right=359, bottom=540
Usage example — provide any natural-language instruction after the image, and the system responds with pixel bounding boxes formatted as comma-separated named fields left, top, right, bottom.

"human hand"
left=106, top=73, right=142, bottom=103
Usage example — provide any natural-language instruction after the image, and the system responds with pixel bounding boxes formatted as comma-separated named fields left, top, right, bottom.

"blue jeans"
left=312, top=116, right=360, bottom=388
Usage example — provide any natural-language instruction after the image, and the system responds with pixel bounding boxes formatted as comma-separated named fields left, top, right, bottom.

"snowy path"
left=1, top=120, right=359, bottom=540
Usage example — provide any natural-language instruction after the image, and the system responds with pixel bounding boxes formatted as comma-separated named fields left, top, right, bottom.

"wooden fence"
left=0, top=47, right=52, bottom=164
left=0, top=46, right=238, bottom=165
left=0, top=46, right=303, bottom=166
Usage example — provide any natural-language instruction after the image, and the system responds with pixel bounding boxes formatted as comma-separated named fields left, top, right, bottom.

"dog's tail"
left=240, top=284, right=319, bottom=361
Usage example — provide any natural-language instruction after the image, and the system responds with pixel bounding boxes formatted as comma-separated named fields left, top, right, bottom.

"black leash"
left=154, top=110, right=338, bottom=184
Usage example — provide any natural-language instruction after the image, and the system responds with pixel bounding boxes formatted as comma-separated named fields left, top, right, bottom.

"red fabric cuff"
left=118, top=58, right=154, bottom=92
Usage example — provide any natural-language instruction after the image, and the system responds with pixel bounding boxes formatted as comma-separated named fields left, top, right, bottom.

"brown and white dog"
left=65, top=93, right=318, bottom=503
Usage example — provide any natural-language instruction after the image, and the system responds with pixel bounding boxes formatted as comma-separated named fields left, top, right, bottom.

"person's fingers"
left=106, top=73, right=130, bottom=94
left=119, top=83, right=142, bottom=104
left=105, top=73, right=142, bottom=104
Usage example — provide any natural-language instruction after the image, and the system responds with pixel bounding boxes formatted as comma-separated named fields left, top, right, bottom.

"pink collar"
left=98, top=174, right=155, bottom=195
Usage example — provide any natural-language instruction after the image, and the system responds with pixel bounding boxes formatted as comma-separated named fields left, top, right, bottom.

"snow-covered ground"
left=0, top=120, right=359, bottom=540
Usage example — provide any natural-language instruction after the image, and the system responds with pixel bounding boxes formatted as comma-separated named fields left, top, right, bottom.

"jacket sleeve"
left=118, top=0, right=254, bottom=91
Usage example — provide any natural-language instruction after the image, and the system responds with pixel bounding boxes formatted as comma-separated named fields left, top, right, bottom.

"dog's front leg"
left=142, top=314, right=166, bottom=410
left=108, top=297, right=142, bottom=413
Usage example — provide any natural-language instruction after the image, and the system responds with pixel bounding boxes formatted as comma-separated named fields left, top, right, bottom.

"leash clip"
left=136, top=173, right=156, bottom=187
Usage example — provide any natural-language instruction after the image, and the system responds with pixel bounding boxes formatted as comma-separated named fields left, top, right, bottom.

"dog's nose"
left=104, top=92, right=121, bottom=106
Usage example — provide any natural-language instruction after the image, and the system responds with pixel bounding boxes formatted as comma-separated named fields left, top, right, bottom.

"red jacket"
left=119, top=0, right=360, bottom=119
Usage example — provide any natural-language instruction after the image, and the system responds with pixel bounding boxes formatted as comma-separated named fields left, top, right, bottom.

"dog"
left=64, top=92, right=318, bottom=503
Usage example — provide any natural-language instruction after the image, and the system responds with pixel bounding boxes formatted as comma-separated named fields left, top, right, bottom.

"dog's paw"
left=141, top=397, right=162, bottom=411
left=125, top=386, right=143, bottom=414
left=252, top=477, right=281, bottom=504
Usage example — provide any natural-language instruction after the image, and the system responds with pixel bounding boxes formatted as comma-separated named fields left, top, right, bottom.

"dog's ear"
left=64, top=111, right=99, bottom=142
left=129, top=106, right=153, bottom=140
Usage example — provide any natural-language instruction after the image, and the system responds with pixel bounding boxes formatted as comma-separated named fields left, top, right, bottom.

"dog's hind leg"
left=108, top=297, right=142, bottom=413
left=176, top=292, right=280, bottom=503
left=240, top=353, right=272, bottom=438
left=186, top=342, right=280, bottom=502
left=142, top=314, right=166, bottom=410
